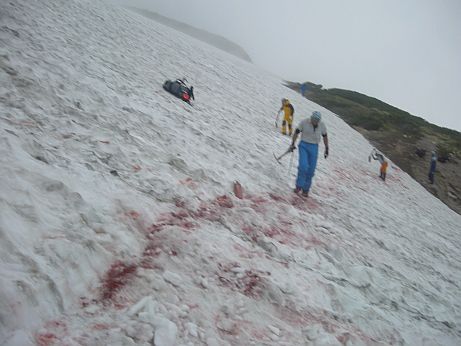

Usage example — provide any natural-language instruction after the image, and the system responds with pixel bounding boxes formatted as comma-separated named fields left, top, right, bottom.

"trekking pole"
left=288, top=151, right=294, bottom=175
left=273, top=146, right=293, bottom=164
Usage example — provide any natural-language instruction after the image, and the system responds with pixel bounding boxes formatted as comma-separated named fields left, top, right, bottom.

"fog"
left=109, top=0, right=461, bottom=131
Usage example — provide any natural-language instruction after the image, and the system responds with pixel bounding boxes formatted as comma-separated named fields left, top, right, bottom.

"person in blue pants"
left=290, top=111, right=329, bottom=197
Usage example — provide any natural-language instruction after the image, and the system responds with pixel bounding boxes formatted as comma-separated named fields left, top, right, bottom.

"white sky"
left=112, top=0, right=461, bottom=131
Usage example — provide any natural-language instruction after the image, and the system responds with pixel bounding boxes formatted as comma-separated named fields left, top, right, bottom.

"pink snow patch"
left=241, top=225, right=259, bottom=242
left=149, top=209, right=197, bottom=233
left=92, top=323, right=111, bottom=330
left=36, top=333, right=58, bottom=346
left=242, top=269, right=265, bottom=298
left=215, top=195, right=234, bottom=208
left=174, top=198, right=186, bottom=208
left=245, top=194, right=269, bottom=212
left=126, top=210, right=140, bottom=220
left=233, top=181, right=244, bottom=199
left=242, top=225, right=254, bottom=235
left=146, top=222, right=165, bottom=234
left=233, top=243, right=263, bottom=259
left=250, top=327, right=270, bottom=340
left=179, top=177, right=198, bottom=189
left=262, top=226, right=282, bottom=238
left=247, top=195, right=269, bottom=205
left=217, top=263, right=267, bottom=298
left=268, top=193, right=288, bottom=203
left=170, top=209, right=190, bottom=220
left=304, top=235, right=326, bottom=248
left=290, top=195, right=320, bottom=211
left=79, top=296, right=98, bottom=308
left=140, top=236, right=164, bottom=269
left=100, top=261, right=137, bottom=301
left=193, top=203, right=221, bottom=221
left=44, top=320, right=67, bottom=330
left=142, top=240, right=163, bottom=257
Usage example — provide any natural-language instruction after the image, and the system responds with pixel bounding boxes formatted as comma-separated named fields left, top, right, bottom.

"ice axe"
left=274, top=146, right=295, bottom=164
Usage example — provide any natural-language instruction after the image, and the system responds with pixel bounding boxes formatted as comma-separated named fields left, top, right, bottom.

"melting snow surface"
left=1, top=0, right=460, bottom=345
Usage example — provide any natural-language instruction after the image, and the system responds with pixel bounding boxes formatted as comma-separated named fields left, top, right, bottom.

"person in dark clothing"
left=428, top=151, right=437, bottom=184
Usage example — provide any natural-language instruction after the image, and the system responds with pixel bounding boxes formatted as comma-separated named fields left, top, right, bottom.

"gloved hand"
left=324, top=146, right=329, bottom=159
left=289, top=144, right=296, bottom=152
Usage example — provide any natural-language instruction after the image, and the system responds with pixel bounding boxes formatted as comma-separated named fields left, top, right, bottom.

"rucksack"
left=163, top=79, right=194, bottom=103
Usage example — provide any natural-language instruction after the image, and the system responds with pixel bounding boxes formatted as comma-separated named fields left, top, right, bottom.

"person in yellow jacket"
left=276, top=98, right=295, bottom=135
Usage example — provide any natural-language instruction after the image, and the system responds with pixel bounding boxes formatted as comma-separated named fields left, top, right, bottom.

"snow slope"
left=125, top=7, right=253, bottom=63
left=1, top=0, right=460, bottom=345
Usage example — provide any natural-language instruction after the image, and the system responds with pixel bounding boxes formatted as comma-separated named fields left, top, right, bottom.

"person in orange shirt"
left=379, top=160, right=388, bottom=181
left=370, top=148, right=388, bottom=181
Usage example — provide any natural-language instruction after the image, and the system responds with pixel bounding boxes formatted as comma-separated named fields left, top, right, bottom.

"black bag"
left=163, top=79, right=194, bottom=103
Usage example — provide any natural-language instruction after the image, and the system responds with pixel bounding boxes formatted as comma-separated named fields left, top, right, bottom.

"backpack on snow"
left=163, top=79, right=195, bottom=103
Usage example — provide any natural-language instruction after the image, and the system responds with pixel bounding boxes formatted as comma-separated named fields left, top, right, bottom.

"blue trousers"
left=296, top=141, right=319, bottom=192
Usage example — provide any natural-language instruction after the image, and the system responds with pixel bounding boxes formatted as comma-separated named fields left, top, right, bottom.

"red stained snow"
left=233, top=243, right=263, bottom=259
left=233, top=181, right=244, bottom=199
left=142, top=240, right=162, bottom=257
left=216, top=263, right=266, bottom=299
left=242, top=223, right=302, bottom=247
left=304, top=235, right=326, bottom=248
left=101, top=261, right=137, bottom=301
left=215, top=195, right=234, bottom=208
left=277, top=305, right=378, bottom=345
left=36, top=333, right=58, bottom=346
left=179, top=177, right=198, bottom=189
left=96, top=186, right=329, bottom=311
left=262, top=226, right=282, bottom=238
left=242, top=270, right=264, bottom=297
left=245, top=194, right=269, bottom=212
left=146, top=223, right=165, bottom=234
left=126, top=210, right=140, bottom=219
left=92, top=323, right=111, bottom=330
left=268, top=193, right=288, bottom=202
left=215, top=315, right=240, bottom=336
left=174, top=198, right=186, bottom=208
left=44, top=320, right=67, bottom=330
left=79, top=296, right=97, bottom=308
left=251, top=328, right=269, bottom=340
left=146, top=209, right=197, bottom=234
left=290, top=195, right=320, bottom=212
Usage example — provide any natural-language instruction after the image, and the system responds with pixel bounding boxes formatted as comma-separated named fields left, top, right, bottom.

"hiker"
left=370, top=148, right=388, bottom=181
left=276, top=98, right=295, bottom=135
left=163, top=78, right=194, bottom=103
left=300, top=83, right=308, bottom=96
left=428, top=151, right=437, bottom=184
left=289, top=111, right=329, bottom=197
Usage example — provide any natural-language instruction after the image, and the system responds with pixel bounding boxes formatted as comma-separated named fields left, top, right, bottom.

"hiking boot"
left=294, top=187, right=301, bottom=194
left=301, top=191, right=309, bottom=198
